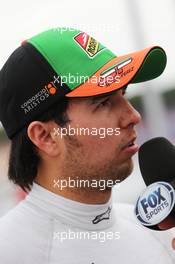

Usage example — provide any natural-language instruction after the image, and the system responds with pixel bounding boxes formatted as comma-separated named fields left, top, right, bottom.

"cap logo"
left=74, top=32, right=105, bottom=58
left=20, top=75, right=62, bottom=115
left=98, top=57, right=133, bottom=87
left=46, top=82, right=57, bottom=95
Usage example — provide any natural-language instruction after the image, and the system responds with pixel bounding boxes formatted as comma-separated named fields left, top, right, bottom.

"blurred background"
left=0, top=0, right=175, bottom=226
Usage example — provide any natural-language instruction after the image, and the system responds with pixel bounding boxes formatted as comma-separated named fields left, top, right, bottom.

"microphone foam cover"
left=138, top=137, right=175, bottom=186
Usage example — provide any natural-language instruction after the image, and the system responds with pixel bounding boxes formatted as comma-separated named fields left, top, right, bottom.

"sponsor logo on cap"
left=74, top=32, right=105, bottom=58
left=135, top=181, right=175, bottom=226
left=45, top=82, right=57, bottom=95
left=20, top=75, right=62, bottom=115
left=98, top=57, right=133, bottom=87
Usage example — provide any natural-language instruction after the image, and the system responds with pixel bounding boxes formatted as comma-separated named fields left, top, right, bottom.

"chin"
left=118, top=159, right=134, bottom=182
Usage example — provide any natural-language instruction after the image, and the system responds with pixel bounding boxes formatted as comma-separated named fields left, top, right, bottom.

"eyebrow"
left=90, top=94, right=111, bottom=104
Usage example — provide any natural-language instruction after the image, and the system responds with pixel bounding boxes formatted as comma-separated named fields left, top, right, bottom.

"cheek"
left=71, top=118, right=122, bottom=153
left=68, top=103, right=122, bottom=159
left=78, top=132, right=122, bottom=162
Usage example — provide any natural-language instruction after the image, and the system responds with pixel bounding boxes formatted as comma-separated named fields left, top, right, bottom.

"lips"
left=122, top=137, right=139, bottom=155
left=122, top=137, right=137, bottom=149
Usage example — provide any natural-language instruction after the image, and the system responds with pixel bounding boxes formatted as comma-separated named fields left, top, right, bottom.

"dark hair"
left=8, top=98, right=69, bottom=192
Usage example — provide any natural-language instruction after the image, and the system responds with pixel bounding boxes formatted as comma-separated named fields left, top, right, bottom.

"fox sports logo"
left=135, top=181, right=175, bottom=226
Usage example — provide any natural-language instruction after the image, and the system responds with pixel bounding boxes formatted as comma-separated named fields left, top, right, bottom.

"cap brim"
left=66, top=46, right=167, bottom=97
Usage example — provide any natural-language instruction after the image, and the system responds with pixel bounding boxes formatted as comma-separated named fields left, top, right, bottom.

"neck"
left=35, top=176, right=112, bottom=205
left=35, top=160, right=112, bottom=204
left=27, top=183, right=115, bottom=230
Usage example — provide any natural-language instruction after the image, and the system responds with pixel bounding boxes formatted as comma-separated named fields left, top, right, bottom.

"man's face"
left=57, top=87, right=141, bottom=189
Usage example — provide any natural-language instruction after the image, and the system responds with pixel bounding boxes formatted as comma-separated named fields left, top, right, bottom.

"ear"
left=27, top=121, right=60, bottom=157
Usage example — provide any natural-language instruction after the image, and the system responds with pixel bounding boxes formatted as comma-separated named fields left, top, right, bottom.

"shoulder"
left=0, top=200, right=52, bottom=264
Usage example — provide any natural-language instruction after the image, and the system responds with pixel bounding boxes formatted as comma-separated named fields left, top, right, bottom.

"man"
left=0, top=27, right=173, bottom=263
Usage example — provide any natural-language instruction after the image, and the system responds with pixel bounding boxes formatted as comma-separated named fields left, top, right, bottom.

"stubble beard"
left=61, top=135, right=134, bottom=191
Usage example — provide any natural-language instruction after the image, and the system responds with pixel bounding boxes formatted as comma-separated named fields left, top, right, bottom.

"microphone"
left=135, top=137, right=175, bottom=230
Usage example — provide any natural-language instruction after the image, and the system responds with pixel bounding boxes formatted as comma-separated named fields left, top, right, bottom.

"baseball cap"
left=0, top=27, right=167, bottom=139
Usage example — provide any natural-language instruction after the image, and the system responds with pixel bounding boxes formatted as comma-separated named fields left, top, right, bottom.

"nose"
left=119, top=99, right=142, bottom=129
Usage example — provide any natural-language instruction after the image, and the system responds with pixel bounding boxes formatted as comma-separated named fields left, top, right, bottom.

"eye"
left=97, top=98, right=111, bottom=108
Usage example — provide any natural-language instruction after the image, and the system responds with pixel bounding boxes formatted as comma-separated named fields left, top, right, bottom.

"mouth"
left=122, top=137, right=139, bottom=155
left=126, top=138, right=136, bottom=147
